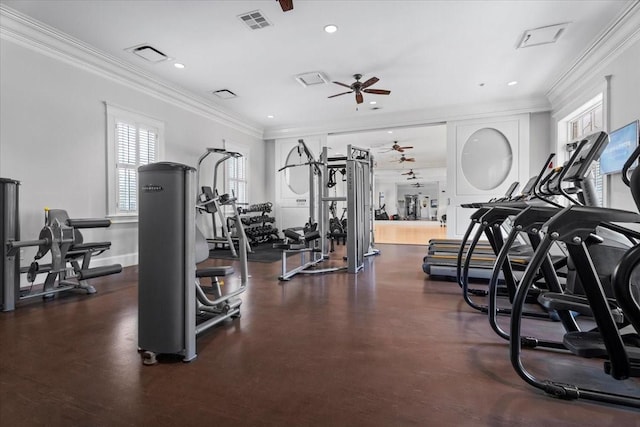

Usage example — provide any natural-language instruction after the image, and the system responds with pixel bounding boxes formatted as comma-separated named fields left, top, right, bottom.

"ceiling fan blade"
left=355, top=92, right=363, bottom=104
left=333, top=81, right=352, bottom=89
left=400, top=146, right=414, bottom=150
left=328, top=91, right=353, bottom=98
left=360, top=77, right=379, bottom=89
left=278, top=0, right=293, bottom=11
left=363, top=89, right=391, bottom=95
left=406, top=158, right=415, bottom=162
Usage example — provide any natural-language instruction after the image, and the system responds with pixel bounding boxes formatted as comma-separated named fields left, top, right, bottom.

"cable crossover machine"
left=275, top=139, right=379, bottom=280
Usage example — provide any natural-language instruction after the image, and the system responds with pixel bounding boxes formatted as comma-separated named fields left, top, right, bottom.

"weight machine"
left=321, top=144, right=379, bottom=272
left=138, top=162, right=247, bottom=363
left=1, top=178, right=122, bottom=312
left=275, top=140, right=379, bottom=280
left=196, top=147, right=250, bottom=257
left=276, top=140, right=333, bottom=280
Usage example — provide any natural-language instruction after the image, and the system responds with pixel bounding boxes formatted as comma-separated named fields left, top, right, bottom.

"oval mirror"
left=461, top=128, right=513, bottom=191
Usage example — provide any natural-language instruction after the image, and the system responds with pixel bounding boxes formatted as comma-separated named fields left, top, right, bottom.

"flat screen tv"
left=600, top=120, right=639, bottom=175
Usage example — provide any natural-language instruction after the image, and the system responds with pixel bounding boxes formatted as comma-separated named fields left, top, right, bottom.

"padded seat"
left=197, top=266, right=234, bottom=278
left=273, top=242, right=307, bottom=250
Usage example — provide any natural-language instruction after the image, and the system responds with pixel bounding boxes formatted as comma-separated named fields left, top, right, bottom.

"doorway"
left=326, top=123, right=448, bottom=245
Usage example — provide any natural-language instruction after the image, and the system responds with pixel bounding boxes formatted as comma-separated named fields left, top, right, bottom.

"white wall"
left=529, top=112, right=552, bottom=176
left=0, top=38, right=265, bottom=268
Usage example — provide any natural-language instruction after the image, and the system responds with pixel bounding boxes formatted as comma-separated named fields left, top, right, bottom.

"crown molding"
left=263, top=96, right=551, bottom=140
left=0, top=5, right=264, bottom=139
left=546, top=1, right=640, bottom=108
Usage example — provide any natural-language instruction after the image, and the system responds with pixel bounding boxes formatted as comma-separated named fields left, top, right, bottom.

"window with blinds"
left=105, top=103, right=164, bottom=218
left=568, top=103, right=604, bottom=206
left=115, top=122, right=157, bottom=213
left=226, top=155, right=247, bottom=205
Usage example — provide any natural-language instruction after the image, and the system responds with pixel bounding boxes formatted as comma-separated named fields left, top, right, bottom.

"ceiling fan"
left=412, top=182, right=425, bottom=188
left=394, top=154, right=415, bottom=163
left=407, top=175, right=418, bottom=180
left=401, top=169, right=416, bottom=176
left=277, top=0, right=293, bottom=11
left=328, top=74, right=391, bottom=104
left=381, top=141, right=414, bottom=153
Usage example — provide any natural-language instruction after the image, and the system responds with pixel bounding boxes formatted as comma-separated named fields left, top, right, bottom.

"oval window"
left=285, top=146, right=309, bottom=195
left=461, top=128, right=513, bottom=191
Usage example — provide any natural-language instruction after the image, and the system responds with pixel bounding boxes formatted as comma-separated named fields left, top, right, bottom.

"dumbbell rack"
left=235, top=202, right=279, bottom=245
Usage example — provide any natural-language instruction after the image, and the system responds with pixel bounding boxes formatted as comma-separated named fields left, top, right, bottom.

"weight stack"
left=138, top=162, right=196, bottom=361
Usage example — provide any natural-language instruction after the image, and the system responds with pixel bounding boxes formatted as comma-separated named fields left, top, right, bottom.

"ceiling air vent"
left=126, top=44, right=171, bottom=63
left=211, top=89, right=238, bottom=99
left=238, top=10, right=272, bottom=30
left=517, top=23, right=569, bottom=49
left=295, top=72, right=329, bottom=87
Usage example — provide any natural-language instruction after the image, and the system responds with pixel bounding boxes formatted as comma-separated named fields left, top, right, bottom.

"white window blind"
left=227, top=154, right=247, bottom=205
left=115, top=122, right=158, bottom=213
left=106, top=103, right=164, bottom=218
left=568, top=102, right=604, bottom=206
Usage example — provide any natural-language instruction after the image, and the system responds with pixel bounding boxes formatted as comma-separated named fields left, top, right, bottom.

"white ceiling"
left=2, top=0, right=632, bottom=180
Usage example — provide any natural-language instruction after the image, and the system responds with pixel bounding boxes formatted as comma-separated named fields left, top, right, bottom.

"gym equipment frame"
left=276, top=140, right=379, bottom=280
left=196, top=146, right=250, bottom=256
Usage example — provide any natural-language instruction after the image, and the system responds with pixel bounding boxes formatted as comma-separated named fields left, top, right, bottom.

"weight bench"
left=275, top=226, right=347, bottom=281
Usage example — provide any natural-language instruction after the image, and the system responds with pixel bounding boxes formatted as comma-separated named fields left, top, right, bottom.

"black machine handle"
left=621, top=143, right=640, bottom=187
left=66, top=218, right=112, bottom=228
left=77, top=264, right=122, bottom=280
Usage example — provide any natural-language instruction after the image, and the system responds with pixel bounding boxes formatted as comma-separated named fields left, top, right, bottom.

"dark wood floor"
left=1, top=244, right=638, bottom=426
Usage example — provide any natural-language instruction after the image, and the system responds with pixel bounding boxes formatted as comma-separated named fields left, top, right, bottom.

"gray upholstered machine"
left=137, top=162, right=247, bottom=364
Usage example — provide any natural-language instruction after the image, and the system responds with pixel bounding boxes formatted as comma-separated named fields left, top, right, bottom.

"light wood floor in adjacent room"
left=1, top=244, right=638, bottom=426
left=374, top=220, right=447, bottom=245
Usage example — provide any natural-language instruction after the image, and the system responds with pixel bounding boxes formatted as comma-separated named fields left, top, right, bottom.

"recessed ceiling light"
left=369, top=101, right=377, bottom=105
left=324, top=24, right=338, bottom=33
left=267, top=115, right=274, bottom=119
left=507, top=81, right=518, bottom=86
left=387, top=131, right=393, bottom=134
left=478, top=82, right=485, bottom=87
left=174, top=63, right=185, bottom=69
